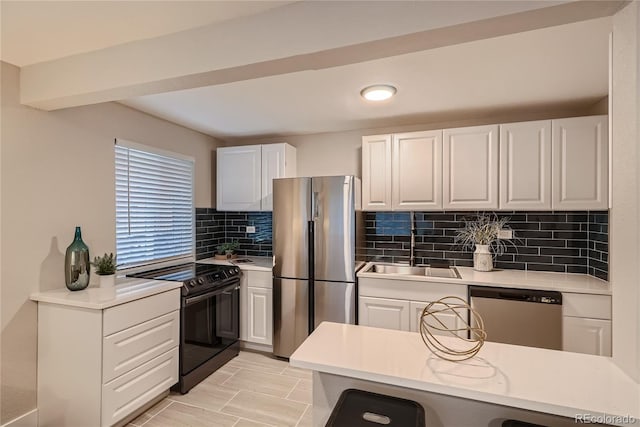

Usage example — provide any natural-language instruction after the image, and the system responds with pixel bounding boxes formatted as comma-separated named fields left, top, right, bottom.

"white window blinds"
left=115, top=139, right=194, bottom=268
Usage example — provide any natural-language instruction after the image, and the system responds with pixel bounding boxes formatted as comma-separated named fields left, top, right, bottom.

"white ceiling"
left=0, top=1, right=293, bottom=66
left=1, top=1, right=612, bottom=139
left=121, top=17, right=611, bottom=139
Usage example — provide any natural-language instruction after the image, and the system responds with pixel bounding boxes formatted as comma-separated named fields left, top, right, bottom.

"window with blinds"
left=115, top=139, right=195, bottom=268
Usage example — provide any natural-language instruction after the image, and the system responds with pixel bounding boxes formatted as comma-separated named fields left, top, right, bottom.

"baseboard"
left=239, top=341, right=273, bottom=353
left=1, top=409, right=37, bottom=427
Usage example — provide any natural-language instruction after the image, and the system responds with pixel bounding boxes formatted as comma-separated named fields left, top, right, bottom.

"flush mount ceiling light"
left=360, top=84, right=397, bottom=101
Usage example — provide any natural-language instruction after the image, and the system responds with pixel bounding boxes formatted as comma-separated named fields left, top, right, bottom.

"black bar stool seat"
left=326, top=389, right=426, bottom=427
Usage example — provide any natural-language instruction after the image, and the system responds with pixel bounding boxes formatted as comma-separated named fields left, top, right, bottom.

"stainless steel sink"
left=366, top=263, right=461, bottom=279
left=369, top=264, right=427, bottom=275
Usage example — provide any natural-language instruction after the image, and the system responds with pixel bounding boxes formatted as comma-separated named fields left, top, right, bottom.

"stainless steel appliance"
left=469, top=286, right=562, bottom=350
left=128, top=263, right=241, bottom=393
left=273, top=176, right=363, bottom=358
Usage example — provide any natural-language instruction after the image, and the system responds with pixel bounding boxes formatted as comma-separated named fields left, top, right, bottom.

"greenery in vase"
left=216, top=241, right=240, bottom=255
left=91, top=253, right=117, bottom=275
left=455, top=214, right=514, bottom=256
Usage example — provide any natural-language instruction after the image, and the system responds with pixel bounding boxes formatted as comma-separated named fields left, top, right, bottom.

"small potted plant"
left=91, top=253, right=117, bottom=287
left=455, top=215, right=513, bottom=272
left=215, top=241, right=240, bottom=260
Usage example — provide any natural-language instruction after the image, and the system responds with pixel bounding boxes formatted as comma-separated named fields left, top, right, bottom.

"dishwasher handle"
left=469, top=286, right=562, bottom=305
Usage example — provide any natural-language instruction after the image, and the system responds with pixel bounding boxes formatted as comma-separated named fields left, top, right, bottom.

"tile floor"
left=128, top=351, right=312, bottom=427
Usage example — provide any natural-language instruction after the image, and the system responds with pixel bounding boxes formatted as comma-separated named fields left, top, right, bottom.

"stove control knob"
left=233, top=268, right=240, bottom=274
left=197, top=278, right=205, bottom=285
left=213, top=274, right=221, bottom=280
left=188, top=280, right=196, bottom=287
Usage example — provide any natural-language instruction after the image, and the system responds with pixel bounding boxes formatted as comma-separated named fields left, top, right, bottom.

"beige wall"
left=0, top=61, right=221, bottom=423
left=227, top=100, right=607, bottom=178
left=611, top=1, right=640, bottom=382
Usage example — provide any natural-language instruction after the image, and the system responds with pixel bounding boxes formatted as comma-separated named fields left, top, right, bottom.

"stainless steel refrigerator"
left=272, top=176, right=363, bottom=358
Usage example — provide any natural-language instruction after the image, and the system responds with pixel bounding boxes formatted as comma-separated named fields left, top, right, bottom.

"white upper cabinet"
left=392, top=131, right=443, bottom=210
left=362, top=134, right=392, bottom=211
left=443, top=124, right=499, bottom=210
left=217, top=145, right=262, bottom=211
left=552, top=115, right=608, bottom=210
left=261, top=143, right=297, bottom=211
left=499, top=120, right=552, bottom=210
left=217, top=143, right=296, bottom=211
left=361, top=115, right=607, bottom=212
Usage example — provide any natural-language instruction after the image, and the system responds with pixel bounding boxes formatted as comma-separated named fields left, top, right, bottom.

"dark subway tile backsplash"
left=362, top=211, right=608, bottom=281
left=195, top=209, right=272, bottom=260
left=196, top=208, right=608, bottom=280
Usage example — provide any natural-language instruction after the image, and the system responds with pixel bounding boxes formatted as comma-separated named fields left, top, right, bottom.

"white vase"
left=473, top=244, right=493, bottom=272
left=99, top=274, right=115, bottom=288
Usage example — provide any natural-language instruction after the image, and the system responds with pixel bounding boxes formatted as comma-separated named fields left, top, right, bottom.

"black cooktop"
left=127, top=262, right=240, bottom=296
left=127, top=263, right=232, bottom=282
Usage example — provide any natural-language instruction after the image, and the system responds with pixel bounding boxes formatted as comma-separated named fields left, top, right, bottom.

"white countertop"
left=358, top=262, right=611, bottom=295
left=30, top=278, right=182, bottom=309
left=290, top=322, right=639, bottom=425
left=197, top=256, right=273, bottom=272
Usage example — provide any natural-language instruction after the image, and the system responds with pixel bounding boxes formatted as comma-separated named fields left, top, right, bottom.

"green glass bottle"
left=65, top=226, right=90, bottom=291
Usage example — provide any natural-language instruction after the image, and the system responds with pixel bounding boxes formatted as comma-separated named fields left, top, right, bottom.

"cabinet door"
left=500, top=121, right=552, bottom=210
left=409, top=301, right=467, bottom=338
left=246, top=287, right=273, bottom=345
left=217, top=145, right=262, bottom=211
left=552, top=115, right=608, bottom=210
left=443, top=125, right=499, bottom=209
left=563, top=316, right=611, bottom=356
left=261, top=143, right=296, bottom=211
left=359, top=296, right=409, bottom=331
left=362, top=135, right=392, bottom=211
left=392, top=131, right=443, bottom=210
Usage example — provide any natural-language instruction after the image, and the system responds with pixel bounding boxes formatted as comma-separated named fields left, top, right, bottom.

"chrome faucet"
left=409, top=211, right=417, bottom=266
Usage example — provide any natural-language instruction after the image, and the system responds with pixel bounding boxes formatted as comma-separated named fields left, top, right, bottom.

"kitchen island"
left=290, top=322, right=639, bottom=427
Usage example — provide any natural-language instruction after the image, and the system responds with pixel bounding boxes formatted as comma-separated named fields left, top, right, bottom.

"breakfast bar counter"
left=290, top=322, right=639, bottom=427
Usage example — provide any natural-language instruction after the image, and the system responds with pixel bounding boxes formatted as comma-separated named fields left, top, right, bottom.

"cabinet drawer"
left=102, top=347, right=178, bottom=427
left=103, top=289, right=180, bottom=336
left=103, top=310, right=179, bottom=383
left=247, top=270, right=272, bottom=288
left=563, top=293, right=611, bottom=319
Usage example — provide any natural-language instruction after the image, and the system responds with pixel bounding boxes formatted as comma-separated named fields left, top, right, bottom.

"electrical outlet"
left=497, top=229, right=513, bottom=239
left=246, top=226, right=256, bottom=234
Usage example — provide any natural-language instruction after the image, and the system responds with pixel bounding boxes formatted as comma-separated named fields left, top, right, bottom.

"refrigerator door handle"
left=312, top=191, right=320, bottom=220
left=308, top=220, right=315, bottom=334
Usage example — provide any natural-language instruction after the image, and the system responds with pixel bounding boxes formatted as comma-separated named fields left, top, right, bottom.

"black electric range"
left=128, top=262, right=241, bottom=393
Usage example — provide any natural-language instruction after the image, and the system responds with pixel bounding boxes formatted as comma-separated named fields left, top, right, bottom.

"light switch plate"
left=498, top=229, right=513, bottom=239
left=246, top=226, right=256, bottom=234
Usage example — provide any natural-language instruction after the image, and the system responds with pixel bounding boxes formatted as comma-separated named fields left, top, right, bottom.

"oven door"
left=181, top=281, right=240, bottom=375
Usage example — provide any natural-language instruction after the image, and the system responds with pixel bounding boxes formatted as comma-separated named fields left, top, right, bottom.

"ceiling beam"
left=20, top=0, right=626, bottom=111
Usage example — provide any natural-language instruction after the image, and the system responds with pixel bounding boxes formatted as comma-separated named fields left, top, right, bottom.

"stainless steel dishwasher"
left=469, top=286, right=563, bottom=350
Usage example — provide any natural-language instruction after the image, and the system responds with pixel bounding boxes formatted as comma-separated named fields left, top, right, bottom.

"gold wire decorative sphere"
left=419, top=296, right=487, bottom=362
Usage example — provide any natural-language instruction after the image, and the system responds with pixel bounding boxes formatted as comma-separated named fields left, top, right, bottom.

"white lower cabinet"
left=561, top=292, right=612, bottom=356
left=359, top=296, right=410, bottom=331
left=358, top=277, right=468, bottom=335
left=563, top=317, right=612, bottom=357
left=409, top=301, right=468, bottom=338
left=240, top=270, right=273, bottom=349
left=36, top=289, right=180, bottom=427
left=246, top=287, right=273, bottom=345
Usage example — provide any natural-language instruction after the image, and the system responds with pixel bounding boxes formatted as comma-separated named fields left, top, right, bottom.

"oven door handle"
left=184, top=282, right=239, bottom=306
